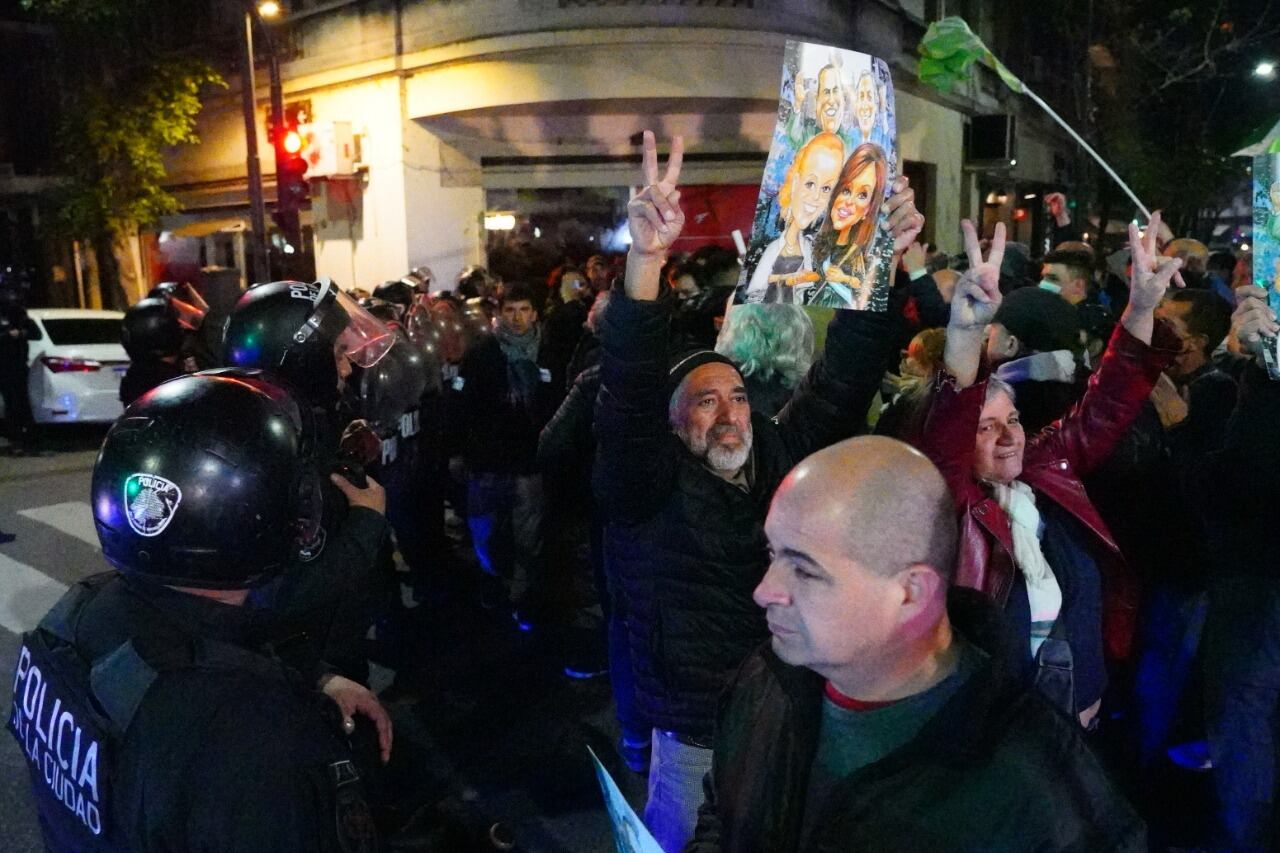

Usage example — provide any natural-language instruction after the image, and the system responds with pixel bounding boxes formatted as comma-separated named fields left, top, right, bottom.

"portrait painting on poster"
left=734, top=40, right=898, bottom=311
left=1254, top=151, right=1280, bottom=378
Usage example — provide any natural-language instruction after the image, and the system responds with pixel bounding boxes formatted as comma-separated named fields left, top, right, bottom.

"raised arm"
left=593, top=132, right=686, bottom=521
left=1119, top=212, right=1182, bottom=345
left=914, top=221, right=1005, bottom=499
left=943, top=220, right=1005, bottom=388
left=1027, top=213, right=1182, bottom=475
left=622, top=130, right=685, bottom=302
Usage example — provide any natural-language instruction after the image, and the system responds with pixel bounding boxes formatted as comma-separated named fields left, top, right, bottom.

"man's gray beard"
left=677, top=423, right=753, bottom=474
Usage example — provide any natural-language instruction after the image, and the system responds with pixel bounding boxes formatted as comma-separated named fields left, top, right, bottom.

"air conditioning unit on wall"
left=299, top=121, right=357, bottom=178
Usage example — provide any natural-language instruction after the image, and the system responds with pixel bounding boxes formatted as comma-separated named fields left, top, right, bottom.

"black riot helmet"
left=360, top=329, right=430, bottom=435
left=372, top=280, right=414, bottom=311
left=402, top=265, right=434, bottom=294
left=222, top=278, right=395, bottom=406
left=121, top=297, right=183, bottom=359
left=91, top=370, right=325, bottom=589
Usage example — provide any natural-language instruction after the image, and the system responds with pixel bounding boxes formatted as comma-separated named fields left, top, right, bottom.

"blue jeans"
left=466, top=472, right=544, bottom=602
left=643, top=730, right=713, bottom=852
left=1203, top=575, right=1280, bottom=852
left=1134, top=583, right=1208, bottom=768
left=600, top=524, right=650, bottom=743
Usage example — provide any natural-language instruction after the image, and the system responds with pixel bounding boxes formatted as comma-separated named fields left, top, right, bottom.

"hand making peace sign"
left=627, top=131, right=686, bottom=257
left=1127, top=210, right=1183, bottom=315
left=948, top=219, right=1006, bottom=333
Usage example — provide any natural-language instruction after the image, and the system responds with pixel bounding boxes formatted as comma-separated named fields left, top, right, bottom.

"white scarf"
left=991, top=480, right=1062, bottom=655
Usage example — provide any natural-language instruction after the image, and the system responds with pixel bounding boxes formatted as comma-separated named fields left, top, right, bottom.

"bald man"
left=686, top=436, right=1144, bottom=853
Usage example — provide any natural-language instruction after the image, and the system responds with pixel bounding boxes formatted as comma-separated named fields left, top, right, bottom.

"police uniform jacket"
left=43, top=574, right=373, bottom=853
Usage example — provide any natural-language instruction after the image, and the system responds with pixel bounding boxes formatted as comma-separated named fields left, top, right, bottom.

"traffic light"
left=273, top=119, right=308, bottom=247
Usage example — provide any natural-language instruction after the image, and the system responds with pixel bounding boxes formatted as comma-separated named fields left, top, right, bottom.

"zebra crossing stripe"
left=18, top=501, right=100, bottom=550
left=0, top=554, right=68, bottom=635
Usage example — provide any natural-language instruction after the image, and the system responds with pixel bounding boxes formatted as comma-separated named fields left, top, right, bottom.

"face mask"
left=1038, top=280, right=1062, bottom=295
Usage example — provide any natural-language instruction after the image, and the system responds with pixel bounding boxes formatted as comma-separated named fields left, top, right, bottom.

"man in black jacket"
left=688, top=435, right=1145, bottom=853
left=453, top=281, right=560, bottom=616
left=1197, top=284, right=1280, bottom=852
left=594, top=131, right=921, bottom=850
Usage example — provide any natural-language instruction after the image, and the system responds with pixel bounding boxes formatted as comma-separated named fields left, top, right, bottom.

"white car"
left=19, top=309, right=129, bottom=424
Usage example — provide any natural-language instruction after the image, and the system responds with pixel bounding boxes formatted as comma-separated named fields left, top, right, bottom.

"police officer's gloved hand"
left=340, top=419, right=381, bottom=465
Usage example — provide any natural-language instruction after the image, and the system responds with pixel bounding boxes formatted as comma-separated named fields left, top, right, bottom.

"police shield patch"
left=123, top=474, right=182, bottom=537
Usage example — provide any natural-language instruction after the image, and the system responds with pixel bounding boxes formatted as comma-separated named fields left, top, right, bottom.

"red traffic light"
left=281, top=129, right=303, bottom=154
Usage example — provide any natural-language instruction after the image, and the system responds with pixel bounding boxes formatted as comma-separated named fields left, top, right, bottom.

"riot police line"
left=7, top=272, right=495, bottom=852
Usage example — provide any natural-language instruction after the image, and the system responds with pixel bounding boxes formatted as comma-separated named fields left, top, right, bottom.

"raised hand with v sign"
left=1122, top=210, right=1182, bottom=345
left=628, top=131, right=685, bottom=257
left=944, top=219, right=1006, bottom=387
left=950, top=220, right=1006, bottom=332
left=625, top=131, right=685, bottom=300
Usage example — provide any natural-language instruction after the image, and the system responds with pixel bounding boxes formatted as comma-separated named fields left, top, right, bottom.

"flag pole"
left=1020, top=87, right=1152, bottom=220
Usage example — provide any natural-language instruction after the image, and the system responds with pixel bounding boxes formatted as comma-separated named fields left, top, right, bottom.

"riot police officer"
left=222, top=278, right=399, bottom=679
left=119, top=297, right=186, bottom=406
left=7, top=370, right=391, bottom=852
left=360, top=300, right=442, bottom=604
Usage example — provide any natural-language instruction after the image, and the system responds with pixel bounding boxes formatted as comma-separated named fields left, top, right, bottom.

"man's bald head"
left=757, top=436, right=960, bottom=688
left=772, top=436, right=957, bottom=582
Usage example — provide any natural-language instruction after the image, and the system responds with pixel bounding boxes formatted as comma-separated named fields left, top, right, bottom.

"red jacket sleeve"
left=1026, top=321, right=1179, bottom=477
left=916, top=371, right=988, bottom=512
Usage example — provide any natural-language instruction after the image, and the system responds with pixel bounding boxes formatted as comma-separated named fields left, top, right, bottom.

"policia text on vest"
left=10, top=642, right=105, bottom=837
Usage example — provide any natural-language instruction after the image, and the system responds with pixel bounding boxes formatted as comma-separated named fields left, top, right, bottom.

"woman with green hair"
left=714, top=302, right=815, bottom=418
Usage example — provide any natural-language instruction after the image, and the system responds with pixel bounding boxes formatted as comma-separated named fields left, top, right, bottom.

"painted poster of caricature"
left=734, top=40, right=898, bottom=311
left=1253, top=151, right=1280, bottom=378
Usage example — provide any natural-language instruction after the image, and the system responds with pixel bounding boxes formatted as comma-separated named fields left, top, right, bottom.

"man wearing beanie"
left=986, top=286, right=1088, bottom=433
left=594, top=132, right=922, bottom=851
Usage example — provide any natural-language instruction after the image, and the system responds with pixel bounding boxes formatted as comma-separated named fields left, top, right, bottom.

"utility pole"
left=239, top=10, right=270, bottom=284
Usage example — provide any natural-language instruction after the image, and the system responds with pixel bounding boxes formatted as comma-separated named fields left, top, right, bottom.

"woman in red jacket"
left=918, top=216, right=1182, bottom=728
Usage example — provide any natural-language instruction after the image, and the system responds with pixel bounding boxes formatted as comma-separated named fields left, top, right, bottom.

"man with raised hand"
left=687, top=436, right=1144, bottom=853
left=595, top=130, right=921, bottom=850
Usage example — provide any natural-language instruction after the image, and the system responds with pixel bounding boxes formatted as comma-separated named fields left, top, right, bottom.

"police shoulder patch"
left=123, top=474, right=182, bottom=537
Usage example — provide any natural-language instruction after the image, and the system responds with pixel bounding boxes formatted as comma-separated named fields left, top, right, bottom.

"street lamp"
left=1256, top=61, right=1277, bottom=80
left=239, top=2, right=286, bottom=283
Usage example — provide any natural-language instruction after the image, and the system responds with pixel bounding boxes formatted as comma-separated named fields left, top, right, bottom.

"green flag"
left=917, top=16, right=1153, bottom=218
left=918, top=17, right=1025, bottom=94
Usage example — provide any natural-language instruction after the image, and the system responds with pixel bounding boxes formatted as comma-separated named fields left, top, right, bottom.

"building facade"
left=159, top=0, right=1075, bottom=292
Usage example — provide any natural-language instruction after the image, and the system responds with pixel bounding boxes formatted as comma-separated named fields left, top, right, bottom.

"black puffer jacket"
left=687, top=590, right=1146, bottom=853
left=594, top=293, right=894, bottom=737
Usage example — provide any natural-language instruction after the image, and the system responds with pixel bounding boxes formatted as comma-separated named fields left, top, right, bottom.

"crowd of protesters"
left=9, top=126, right=1280, bottom=853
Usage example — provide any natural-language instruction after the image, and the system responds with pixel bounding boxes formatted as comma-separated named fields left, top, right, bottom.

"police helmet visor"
left=150, top=281, right=208, bottom=330
left=334, top=288, right=396, bottom=368
left=302, top=279, right=395, bottom=368
left=169, top=296, right=207, bottom=331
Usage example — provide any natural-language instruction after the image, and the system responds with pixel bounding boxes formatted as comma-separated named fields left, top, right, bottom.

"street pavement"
left=0, top=428, right=641, bottom=852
